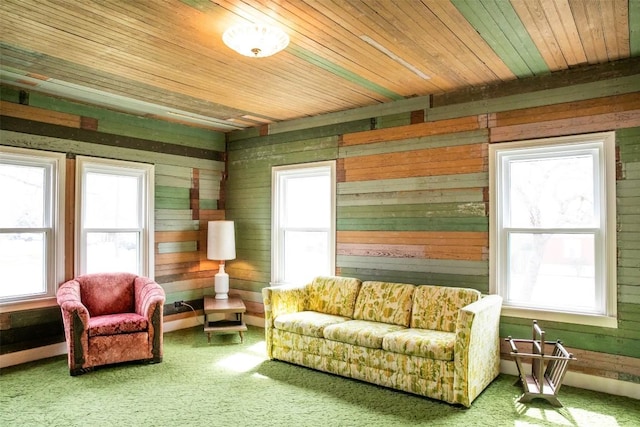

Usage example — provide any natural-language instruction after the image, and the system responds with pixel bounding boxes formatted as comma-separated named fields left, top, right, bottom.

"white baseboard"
left=500, top=359, right=640, bottom=400
left=0, top=342, right=67, bottom=370
left=3, top=327, right=637, bottom=402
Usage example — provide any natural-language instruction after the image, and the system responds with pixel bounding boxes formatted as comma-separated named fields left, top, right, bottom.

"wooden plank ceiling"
left=1, top=0, right=638, bottom=132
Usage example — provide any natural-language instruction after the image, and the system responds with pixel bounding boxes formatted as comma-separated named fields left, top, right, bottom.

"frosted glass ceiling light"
left=223, top=24, right=289, bottom=58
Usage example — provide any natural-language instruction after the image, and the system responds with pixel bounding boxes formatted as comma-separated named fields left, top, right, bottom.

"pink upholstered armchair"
left=56, top=273, right=165, bottom=375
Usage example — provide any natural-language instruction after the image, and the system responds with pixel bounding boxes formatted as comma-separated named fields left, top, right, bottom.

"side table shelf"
left=203, top=296, right=247, bottom=343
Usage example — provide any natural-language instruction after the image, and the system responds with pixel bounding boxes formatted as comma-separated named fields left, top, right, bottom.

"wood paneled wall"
left=226, top=60, right=640, bottom=384
left=0, top=86, right=226, bottom=354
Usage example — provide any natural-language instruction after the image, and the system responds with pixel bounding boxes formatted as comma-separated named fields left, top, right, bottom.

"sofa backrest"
left=306, top=276, right=362, bottom=318
left=78, top=273, right=137, bottom=316
left=411, top=285, right=481, bottom=332
left=353, top=281, right=415, bottom=326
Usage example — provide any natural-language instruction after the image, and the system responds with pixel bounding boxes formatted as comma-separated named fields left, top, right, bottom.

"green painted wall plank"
left=155, top=209, right=193, bottom=220
left=27, top=92, right=226, bottom=151
left=631, top=0, right=640, bottom=56
left=337, top=217, right=488, bottom=232
left=158, top=241, right=197, bottom=254
left=338, top=188, right=484, bottom=206
left=429, top=75, right=640, bottom=121
left=338, top=202, right=486, bottom=218
left=338, top=172, right=488, bottom=194
left=338, top=255, right=488, bottom=276
left=338, top=267, right=489, bottom=292
left=1, top=130, right=221, bottom=170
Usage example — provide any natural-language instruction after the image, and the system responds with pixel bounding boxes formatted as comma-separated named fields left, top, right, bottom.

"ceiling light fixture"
left=223, top=23, right=289, bottom=58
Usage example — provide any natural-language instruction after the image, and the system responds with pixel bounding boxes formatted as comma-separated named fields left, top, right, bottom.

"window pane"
left=284, top=175, right=330, bottom=228
left=0, top=163, right=45, bottom=227
left=86, top=232, right=139, bottom=274
left=508, top=155, right=595, bottom=228
left=284, top=231, right=329, bottom=283
left=507, top=233, right=596, bottom=312
left=85, top=172, right=139, bottom=228
left=0, top=233, right=45, bottom=298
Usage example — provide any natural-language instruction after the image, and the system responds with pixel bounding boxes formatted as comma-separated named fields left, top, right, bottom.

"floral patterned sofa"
left=262, top=276, right=503, bottom=407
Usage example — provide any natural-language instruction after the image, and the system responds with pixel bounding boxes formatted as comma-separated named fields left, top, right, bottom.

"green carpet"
left=1, top=326, right=638, bottom=426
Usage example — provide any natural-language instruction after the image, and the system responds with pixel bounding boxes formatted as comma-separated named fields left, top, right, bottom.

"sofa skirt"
left=271, top=329, right=456, bottom=404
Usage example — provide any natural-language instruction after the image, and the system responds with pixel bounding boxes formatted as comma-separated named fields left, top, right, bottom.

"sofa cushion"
left=306, top=276, right=362, bottom=318
left=353, top=281, right=415, bottom=326
left=88, top=313, right=148, bottom=337
left=411, top=285, right=481, bottom=332
left=274, top=311, right=351, bottom=338
left=382, top=328, right=456, bottom=361
left=323, top=320, right=406, bottom=349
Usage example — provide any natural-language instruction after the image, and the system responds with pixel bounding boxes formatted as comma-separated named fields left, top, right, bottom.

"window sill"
left=501, top=306, right=617, bottom=329
left=0, top=297, right=58, bottom=313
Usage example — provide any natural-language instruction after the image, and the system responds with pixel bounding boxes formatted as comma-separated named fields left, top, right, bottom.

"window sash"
left=271, top=161, right=336, bottom=285
left=0, top=147, right=65, bottom=305
left=76, top=156, right=153, bottom=277
left=489, top=132, right=616, bottom=327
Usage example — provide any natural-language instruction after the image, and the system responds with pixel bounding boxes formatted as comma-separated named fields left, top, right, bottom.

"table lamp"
left=207, top=220, right=236, bottom=299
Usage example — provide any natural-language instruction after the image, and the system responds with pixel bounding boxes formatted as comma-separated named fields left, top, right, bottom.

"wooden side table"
left=203, top=296, right=247, bottom=343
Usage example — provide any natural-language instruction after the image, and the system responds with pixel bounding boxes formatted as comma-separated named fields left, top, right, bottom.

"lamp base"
left=214, top=263, right=229, bottom=300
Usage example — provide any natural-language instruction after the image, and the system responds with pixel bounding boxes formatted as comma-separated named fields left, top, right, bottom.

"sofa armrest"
left=262, top=284, right=307, bottom=358
left=453, top=294, right=503, bottom=407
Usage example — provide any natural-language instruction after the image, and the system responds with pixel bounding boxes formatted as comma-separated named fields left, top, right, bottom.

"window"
left=76, top=157, right=154, bottom=276
left=272, top=161, right=336, bottom=285
left=489, top=132, right=617, bottom=327
left=0, top=147, right=65, bottom=304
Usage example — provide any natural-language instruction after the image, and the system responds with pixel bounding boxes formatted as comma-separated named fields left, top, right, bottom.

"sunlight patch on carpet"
left=216, top=353, right=264, bottom=372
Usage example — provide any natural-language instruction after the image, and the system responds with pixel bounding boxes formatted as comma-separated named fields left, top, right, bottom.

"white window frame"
left=76, top=156, right=154, bottom=277
left=489, top=132, right=617, bottom=328
left=271, top=161, right=336, bottom=285
left=0, top=146, right=65, bottom=309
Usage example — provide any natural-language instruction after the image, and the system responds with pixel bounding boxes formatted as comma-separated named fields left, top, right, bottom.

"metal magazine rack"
left=506, top=320, right=577, bottom=407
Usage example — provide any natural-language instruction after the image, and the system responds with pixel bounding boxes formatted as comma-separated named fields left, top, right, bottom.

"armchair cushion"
left=88, top=313, right=148, bottom=337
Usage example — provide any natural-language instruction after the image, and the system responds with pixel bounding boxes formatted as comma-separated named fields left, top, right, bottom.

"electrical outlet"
left=174, top=300, right=184, bottom=308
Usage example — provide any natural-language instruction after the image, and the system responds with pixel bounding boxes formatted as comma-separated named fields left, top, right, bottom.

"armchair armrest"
left=134, top=276, right=166, bottom=320
left=134, top=277, right=166, bottom=362
left=57, top=280, right=90, bottom=329
left=57, top=280, right=91, bottom=374
left=453, top=294, right=503, bottom=407
left=262, top=284, right=308, bottom=358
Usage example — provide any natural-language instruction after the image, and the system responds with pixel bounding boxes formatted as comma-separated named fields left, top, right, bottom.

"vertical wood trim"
left=64, top=157, right=75, bottom=281
left=191, top=169, right=200, bottom=220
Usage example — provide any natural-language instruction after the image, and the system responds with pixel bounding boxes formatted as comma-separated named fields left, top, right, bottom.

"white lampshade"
left=222, top=23, right=289, bottom=58
left=207, top=221, right=236, bottom=261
